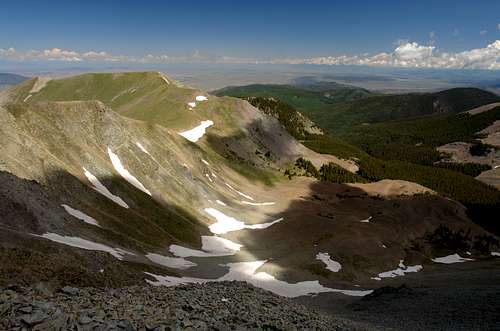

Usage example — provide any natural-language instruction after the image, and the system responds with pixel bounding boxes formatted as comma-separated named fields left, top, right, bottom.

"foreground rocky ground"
left=0, top=281, right=369, bottom=331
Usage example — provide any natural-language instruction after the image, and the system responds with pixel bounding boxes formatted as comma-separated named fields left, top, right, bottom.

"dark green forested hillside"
left=214, top=82, right=373, bottom=114
left=339, top=106, right=500, bottom=165
left=239, top=93, right=500, bottom=235
left=217, top=84, right=499, bottom=133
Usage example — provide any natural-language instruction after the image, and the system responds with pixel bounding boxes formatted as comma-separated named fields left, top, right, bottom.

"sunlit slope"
left=20, top=72, right=357, bottom=171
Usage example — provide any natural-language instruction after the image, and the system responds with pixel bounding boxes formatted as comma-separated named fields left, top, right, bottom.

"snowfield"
left=145, top=260, right=372, bottom=298
left=169, top=236, right=242, bottom=257
left=37, top=233, right=133, bottom=260
left=83, top=167, right=129, bottom=208
left=145, top=253, right=196, bottom=269
left=108, top=148, right=151, bottom=196
left=432, top=254, right=474, bottom=264
left=316, top=252, right=342, bottom=272
left=179, top=120, right=214, bottom=142
left=375, top=260, right=422, bottom=279
left=204, top=208, right=283, bottom=234
left=61, top=204, right=100, bottom=227
left=196, top=95, right=208, bottom=102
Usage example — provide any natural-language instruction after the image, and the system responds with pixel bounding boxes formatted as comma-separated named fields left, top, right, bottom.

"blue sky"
left=0, top=0, right=499, bottom=69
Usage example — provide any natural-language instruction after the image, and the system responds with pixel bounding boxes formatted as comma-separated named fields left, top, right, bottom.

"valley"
left=1, top=72, right=499, bottom=330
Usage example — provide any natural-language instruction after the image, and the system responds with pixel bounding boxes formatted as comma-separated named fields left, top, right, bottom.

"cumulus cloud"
left=279, top=40, right=500, bottom=70
left=1, top=40, right=499, bottom=70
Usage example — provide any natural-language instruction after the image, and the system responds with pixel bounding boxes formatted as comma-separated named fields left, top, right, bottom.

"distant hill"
left=217, top=84, right=499, bottom=134
left=214, top=82, right=373, bottom=112
left=0, top=73, right=28, bottom=90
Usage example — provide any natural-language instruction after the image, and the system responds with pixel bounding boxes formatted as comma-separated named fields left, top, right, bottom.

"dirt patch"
left=466, top=102, right=500, bottom=115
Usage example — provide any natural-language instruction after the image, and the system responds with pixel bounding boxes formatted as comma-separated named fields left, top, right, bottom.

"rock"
left=0, top=282, right=352, bottom=330
left=21, top=311, right=49, bottom=326
left=60, top=286, right=80, bottom=296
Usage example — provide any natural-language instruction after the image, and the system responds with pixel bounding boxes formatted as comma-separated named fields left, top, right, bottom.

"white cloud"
left=282, top=40, right=500, bottom=70
left=1, top=40, right=499, bottom=70
left=498, top=23, right=500, bottom=30
left=394, top=42, right=434, bottom=60
left=452, top=28, right=460, bottom=37
left=480, top=30, right=488, bottom=35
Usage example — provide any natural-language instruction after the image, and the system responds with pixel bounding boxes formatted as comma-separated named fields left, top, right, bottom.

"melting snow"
left=205, top=174, right=213, bottom=183
left=23, top=94, right=32, bottom=102
left=360, top=216, right=372, bottom=223
left=196, top=95, right=208, bottom=102
left=376, top=260, right=422, bottom=278
left=61, top=204, right=100, bottom=227
left=432, top=254, right=474, bottom=264
left=146, top=253, right=196, bottom=269
left=224, top=182, right=254, bottom=201
left=83, top=168, right=129, bottom=208
left=187, top=102, right=196, bottom=108
left=108, top=148, right=151, bottom=196
left=215, top=200, right=227, bottom=206
left=491, top=252, right=500, bottom=257
left=178, top=120, right=214, bottom=143
left=169, top=235, right=242, bottom=257
left=316, top=253, right=342, bottom=272
left=241, top=201, right=275, bottom=206
left=204, top=208, right=282, bottom=234
left=145, top=260, right=372, bottom=298
left=201, top=159, right=210, bottom=165
left=37, top=233, right=133, bottom=260
left=136, top=142, right=151, bottom=156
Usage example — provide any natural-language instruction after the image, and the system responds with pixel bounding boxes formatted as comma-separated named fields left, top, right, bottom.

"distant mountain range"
left=0, top=73, right=29, bottom=90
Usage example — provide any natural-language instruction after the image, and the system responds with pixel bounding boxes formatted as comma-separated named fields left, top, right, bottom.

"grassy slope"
left=27, top=72, right=278, bottom=186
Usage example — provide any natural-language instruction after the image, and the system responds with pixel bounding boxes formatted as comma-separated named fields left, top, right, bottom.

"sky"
left=0, top=0, right=499, bottom=70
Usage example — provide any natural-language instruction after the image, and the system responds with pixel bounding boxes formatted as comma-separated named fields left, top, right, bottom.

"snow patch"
left=169, top=235, right=242, bottom=257
left=61, top=204, right=100, bottom=227
left=215, top=200, right=227, bottom=206
left=195, top=95, right=208, bottom=102
left=316, top=253, right=342, bottom=272
left=201, top=159, right=210, bottom=165
left=36, top=233, right=133, bottom=260
left=178, top=120, right=214, bottom=143
left=23, top=94, right=32, bottom=102
left=108, top=148, right=151, bottom=196
left=241, top=201, right=275, bottom=206
left=432, top=254, right=474, bottom=264
left=83, top=168, right=129, bottom=208
left=136, top=142, right=151, bottom=156
left=204, top=208, right=282, bottom=234
left=360, top=216, right=372, bottom=223
left=146, top=253, right=196, bottom=269
left=224, top=182, right=254, bottom=201
left=491, top=252, right=500, bottom=257
left=187, top=102, right=196, bottom=108
left=376, top=260, right=422, bottom=278
left=145, top=260, right=372, bottom=298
